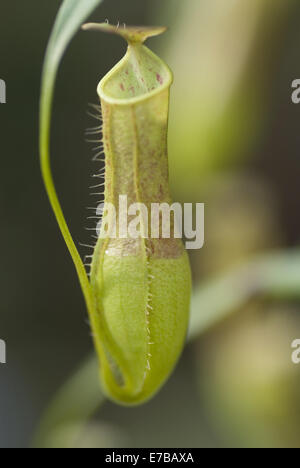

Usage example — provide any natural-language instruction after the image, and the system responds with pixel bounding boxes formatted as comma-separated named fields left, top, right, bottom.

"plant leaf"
left=34, top=354, right=103, bottom=448
left=189, top=249, right=300, bottom=340
left=39, top=0, right=104, bottom=326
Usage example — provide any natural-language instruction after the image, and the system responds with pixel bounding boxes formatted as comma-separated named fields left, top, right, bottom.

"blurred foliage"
left=1, top=0, right=300, bottom=448
left=198, top=305, right=300, bottom=448
left=189, top=172, right=282, bottom=280
left=161, top=0, right=294, bottom=198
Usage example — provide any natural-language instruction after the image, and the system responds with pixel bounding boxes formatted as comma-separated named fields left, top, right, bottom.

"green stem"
left=39, top=67, right=94, bottom=325
left=39, top=0, right=105, bottom=334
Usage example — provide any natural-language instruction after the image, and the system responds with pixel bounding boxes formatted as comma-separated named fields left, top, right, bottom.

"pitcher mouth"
left=97, top=45, right=173, bottom=107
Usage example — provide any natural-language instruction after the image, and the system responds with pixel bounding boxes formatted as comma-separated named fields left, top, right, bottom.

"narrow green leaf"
left=39, top=0, right=104, bottom=329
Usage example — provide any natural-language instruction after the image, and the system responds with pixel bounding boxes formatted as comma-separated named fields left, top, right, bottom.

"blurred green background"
left=1, top=0, right=300, bottom=448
